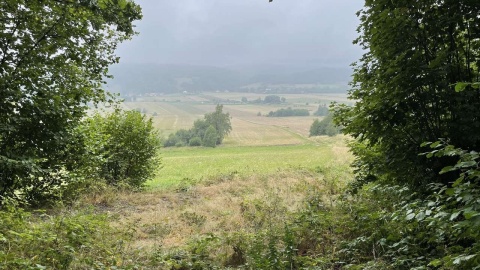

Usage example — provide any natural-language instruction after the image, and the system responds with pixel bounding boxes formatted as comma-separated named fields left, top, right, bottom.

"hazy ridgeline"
left=107, top=64, right=351, bottom=95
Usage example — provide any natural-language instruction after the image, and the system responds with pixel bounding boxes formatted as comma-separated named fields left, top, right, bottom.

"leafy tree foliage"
left=335, top=0, right=480, bottom=187
left=189, top=137, right=202, bottom=147
left=204, top=105, right=232, bottom=144
left=309, top=114, right=340, bottom=137
left=164, top=105, right=232, bottom=147
left=0, top=0, right=141, bottom=205
left=313, top=104, right=329, bottom=116
left=203, top=126, right=218, bottom=148
left=323, top=0, right=480, bottom=268
left=263, top=95, right=283, bottom=104
left=80, top=110, right=161, bottom=188
left=267, top=107, right=309, bottom=117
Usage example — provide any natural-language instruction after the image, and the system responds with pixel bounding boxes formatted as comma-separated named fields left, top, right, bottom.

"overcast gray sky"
left=116, top=0, right=364, bottom=69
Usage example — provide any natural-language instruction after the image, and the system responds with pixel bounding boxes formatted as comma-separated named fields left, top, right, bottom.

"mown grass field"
left=101, top=135, right=352, bottom=250
left=150, top=136, right=350, bottom=189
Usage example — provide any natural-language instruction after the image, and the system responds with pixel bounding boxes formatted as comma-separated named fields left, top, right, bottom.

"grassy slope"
left=151, top=136, right=349, bottom=189
left=101, top=135, right=352, bottom=251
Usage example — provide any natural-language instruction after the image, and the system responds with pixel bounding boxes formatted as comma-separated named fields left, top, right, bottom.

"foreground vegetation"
left=1, top=136, right=355, bottom=269
left=2, top=0, right=480, bottom=269
left=5, top=138, right=479, bottom=269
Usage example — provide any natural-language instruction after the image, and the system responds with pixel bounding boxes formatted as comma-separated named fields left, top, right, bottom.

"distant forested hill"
left=106, top=63, right=351, bottom=95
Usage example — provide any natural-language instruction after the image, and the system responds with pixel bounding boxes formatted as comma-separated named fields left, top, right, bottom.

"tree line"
left=163, top=105, right=232, bottom=148
left=266, top=107, right=309, bottom=117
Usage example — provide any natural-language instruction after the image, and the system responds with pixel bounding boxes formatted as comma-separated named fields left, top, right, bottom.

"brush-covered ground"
left=2, top=93, right=362, bottom=269
left=93, top=135, right=352, bottom=249
left=76, top=135, right=354, bottom=269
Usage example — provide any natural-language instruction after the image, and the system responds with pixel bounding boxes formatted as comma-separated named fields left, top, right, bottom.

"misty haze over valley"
left=107, top=0, right=363, bottom=95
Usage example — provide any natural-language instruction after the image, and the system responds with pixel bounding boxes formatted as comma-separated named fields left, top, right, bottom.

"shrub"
left=263, top=95, right=282, bottom=104
left=80, top=110, right=161, bottom=188
left=163, top=133, right=178, bottom=147
left=175, top=142, right=185, bottom=147
left=309, top=114, right=341, bottom=136
left=189, top=137, right=202, bottom=146
left=0, top=208, right=132, bottom=269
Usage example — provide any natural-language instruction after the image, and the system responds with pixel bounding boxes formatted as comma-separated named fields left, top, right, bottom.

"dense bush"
left=189, top=137, right=203, bottom=146
left=79, top=109, right=161, bottom=188
left=309, top=114, right=341, bottom=136
left=267, top=107, right=310, bottom=117
left=334, top=0, right=480, bottom=187
left=330, top=1, right=480, bottom=265
left=0, top=0, right=141, bottom=207
left=332, top=143, right=480, bottom=269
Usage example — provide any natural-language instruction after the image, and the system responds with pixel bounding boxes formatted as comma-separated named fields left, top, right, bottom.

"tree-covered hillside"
left=107, top=64, right=351, bottom=94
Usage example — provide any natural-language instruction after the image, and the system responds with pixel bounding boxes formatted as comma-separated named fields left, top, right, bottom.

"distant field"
left=121, top=92, right=352, bottom=190
left=122, top=92, right=348, bottom=143
left=211, top=92, right=351, bottom=105
left=149, top=135, right=351, bottom=189
left=122, top=101, right=207, bottom=134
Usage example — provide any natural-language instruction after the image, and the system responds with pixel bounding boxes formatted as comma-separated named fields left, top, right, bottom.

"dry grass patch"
left=99, top=170, right=336, bottom=251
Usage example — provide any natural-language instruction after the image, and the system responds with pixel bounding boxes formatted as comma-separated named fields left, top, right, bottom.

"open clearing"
left=122, top=92, right=353, bottom=189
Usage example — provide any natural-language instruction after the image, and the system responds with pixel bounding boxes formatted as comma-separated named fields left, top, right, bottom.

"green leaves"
left=80, top=110, right=161, bottom=188
left=455, top=82, right=470, bottom=92
left=336, top=0, right=480, bottom=188
left=455, top=82, right=480, bottom=92
left=0, top=0, right=142, bottom=205
left=309, top=113, right=341, bottom=137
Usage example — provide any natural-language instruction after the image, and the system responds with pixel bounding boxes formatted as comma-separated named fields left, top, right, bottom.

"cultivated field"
left=122, top=92, right=349, bottom=141
left=119, top=92, right=352, bottom=189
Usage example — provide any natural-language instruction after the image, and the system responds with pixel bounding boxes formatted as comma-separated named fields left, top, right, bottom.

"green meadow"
left=150, top=136, right=351, bottom=189
left=126, top=92, right=353, bottom=189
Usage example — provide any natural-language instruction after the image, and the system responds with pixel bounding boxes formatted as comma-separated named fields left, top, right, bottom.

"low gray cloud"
left=116, top=0, right=364, bottom=68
